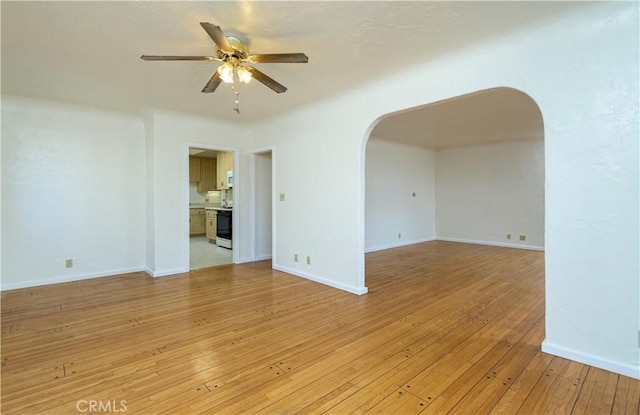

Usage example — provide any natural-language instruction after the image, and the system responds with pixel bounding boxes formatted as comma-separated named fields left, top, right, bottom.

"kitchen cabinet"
left=216, top=151, right=233, bottom=190
left=206, top=209, right=217, bottom=243
left=189, top=157, right=201, bottom=182
left=197, top=158, right=217, bottom=193
left=189, top=208, right=206, bottom=235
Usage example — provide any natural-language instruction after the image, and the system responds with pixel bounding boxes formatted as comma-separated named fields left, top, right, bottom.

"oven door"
left=216, top=210, right=232, bottom=241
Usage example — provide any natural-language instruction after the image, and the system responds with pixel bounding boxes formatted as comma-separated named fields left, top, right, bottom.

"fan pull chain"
left=231, top=83, right=240, bottom=114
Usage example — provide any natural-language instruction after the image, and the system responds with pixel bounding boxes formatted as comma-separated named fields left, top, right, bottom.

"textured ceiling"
left=0, top=1, right=590, bottom=149
left=2, top=1, right=592, bottom=127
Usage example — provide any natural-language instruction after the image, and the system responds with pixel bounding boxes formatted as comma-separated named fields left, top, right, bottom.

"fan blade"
left=141, top=55, right=216, bottom=61
left=202, top=72, right=222, bottom=93
left=200, top=22, right=234, bottom=53
left=248, top=53, right=309, bottom=64
left=245, top=67, right=287, bottom=93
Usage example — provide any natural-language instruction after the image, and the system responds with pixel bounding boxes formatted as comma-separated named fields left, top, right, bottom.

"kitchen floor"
left=190, top=236, right=233, bottom=270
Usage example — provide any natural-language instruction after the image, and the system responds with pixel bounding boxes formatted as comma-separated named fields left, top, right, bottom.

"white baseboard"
left=365, top=238, right=436, bottom=253
left=273, top=264, right=368, bottom=295
left=437, top=237, right=544, bottom=251
left=255, top=254, right=273, bottom=261
left=365, top=237, right=543, bottom=254
left=1, top=266, right=146, bottom=291
left=542, top=340, right=640, bottom=380
left=230, top=255, right=271, bottom=264
left=146, top=267, right=188, bottom=278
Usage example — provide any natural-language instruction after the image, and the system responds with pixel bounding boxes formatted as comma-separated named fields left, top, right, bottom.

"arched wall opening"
left=362, top=86, right=545, bottom=276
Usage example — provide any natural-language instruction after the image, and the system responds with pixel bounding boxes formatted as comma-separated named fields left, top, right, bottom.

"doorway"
left=252, top=150, right=273, bottom=261
left=188, top=146, right=235, bottom=270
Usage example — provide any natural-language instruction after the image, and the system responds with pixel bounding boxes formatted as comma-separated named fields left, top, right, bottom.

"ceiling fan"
left=141, top=22, right=308, bottom=113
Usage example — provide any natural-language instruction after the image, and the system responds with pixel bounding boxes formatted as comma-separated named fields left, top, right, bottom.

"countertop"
left=189, top=203, right=219, bottom=208
left=189, top=204, right=232, bottom=211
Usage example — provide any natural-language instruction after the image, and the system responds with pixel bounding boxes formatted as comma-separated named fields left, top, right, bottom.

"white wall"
left=436, top=139, right=544, bottom=249
left=0, top=99, right=255, bottom=285
left=365, top=137, right=543, bottom=252
left=1, top=96, right=146, bottom=288
left=252, top=2, right=638, bottom=378
left=146, top=110, right=252, bottom=276
left=365, top=137, right=436, bottom=252
left=253, top=104, right=372, bottom=294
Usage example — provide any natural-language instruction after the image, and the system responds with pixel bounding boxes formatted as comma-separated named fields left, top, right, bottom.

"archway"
left=362, top=87, right=545, bottom=280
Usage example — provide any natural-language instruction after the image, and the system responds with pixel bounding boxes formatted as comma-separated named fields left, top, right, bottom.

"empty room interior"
left=1, top=1, right=638, bottom=414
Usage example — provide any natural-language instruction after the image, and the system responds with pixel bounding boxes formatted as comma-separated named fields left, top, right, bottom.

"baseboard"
left=542, top=340, right=640, bottom=380
left=146, top=267, right=188, bottom=278
left=364, top=237, right=543, bottom=253
left=436, top=237, right=544, bottom=251
left=232, top=255, right=271, bottom=264
left=273, top=264, right=368, bottom=295
left=1, top=266, right=146, bottom=291
left=365, top=238, right=436, bottom=253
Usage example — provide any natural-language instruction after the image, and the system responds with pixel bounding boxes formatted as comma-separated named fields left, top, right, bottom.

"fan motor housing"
left=221, top=36, right=249, bottom=60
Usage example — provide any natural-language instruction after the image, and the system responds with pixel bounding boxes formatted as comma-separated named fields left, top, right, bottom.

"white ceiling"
left=2, top=1, right=591, bottom=142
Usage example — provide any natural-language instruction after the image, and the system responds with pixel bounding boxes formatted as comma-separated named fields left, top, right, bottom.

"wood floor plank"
left=486, top=316, right=546, bottom=384
left=572, top=367, right=621, bottom=414
left=515, top=369, right=583, bottom=414
left=611, top=374, right=640, bottom=414
left=489, top=351, right=554, bottom=414
left=365, top=388, right=428, bottom=414
left=446, top=373, right=512, bottom=415
left=299, top=351, right=412, bottom=414
left=2, top=241, right=638, bottom=415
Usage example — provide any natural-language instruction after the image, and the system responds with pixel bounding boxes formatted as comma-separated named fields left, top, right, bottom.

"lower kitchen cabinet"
left=189, top=208, right=206, bottom=235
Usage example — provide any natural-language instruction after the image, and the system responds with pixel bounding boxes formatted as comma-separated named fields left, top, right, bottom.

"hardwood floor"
left=2, top=241, right=638, bottom=414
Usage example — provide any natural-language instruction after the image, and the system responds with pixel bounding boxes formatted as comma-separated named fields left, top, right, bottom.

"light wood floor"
left=2, top=241, right=638, bottom=414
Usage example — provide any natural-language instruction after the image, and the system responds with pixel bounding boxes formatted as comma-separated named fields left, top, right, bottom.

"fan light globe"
left=217, top=62, right=234, bottom=83
left=237, top=66, right=252, bottom=84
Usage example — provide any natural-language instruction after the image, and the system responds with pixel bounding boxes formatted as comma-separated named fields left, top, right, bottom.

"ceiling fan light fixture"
left=141, top=23, right=308, bottom=114
left=237, top=66, right=252, bottom=84
left=217, top=62, right=234, bottom=83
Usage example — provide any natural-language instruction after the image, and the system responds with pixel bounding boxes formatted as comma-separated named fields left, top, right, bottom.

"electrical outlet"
left=280, top=193, right=285, bottom=202
left=519, top=235, right=526, bottom=241
left=294, top=254, right=298, bottom=262
left=398, top=233, right=402, bottom=239
left=412, top=192, right=416, bottom=197
left=65, top=259, right=73, bottom=268
left=306, top=256, right=311, bottom=265
left=507, top=234, right=512, bottom=240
